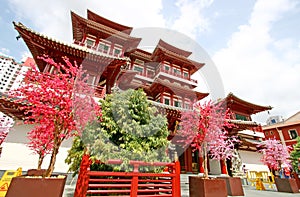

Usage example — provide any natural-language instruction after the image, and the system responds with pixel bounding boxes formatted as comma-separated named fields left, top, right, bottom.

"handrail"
left=74, top=154, right=181, bottom=197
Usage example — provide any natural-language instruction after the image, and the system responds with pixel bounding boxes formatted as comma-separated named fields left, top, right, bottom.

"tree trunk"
left=37, top=154, right=45, bottom=170
left=45, top=145, right=60, bottom=177
left=203, top=142, right=208, bottom=179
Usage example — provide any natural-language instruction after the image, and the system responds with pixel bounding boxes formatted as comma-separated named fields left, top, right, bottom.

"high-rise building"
left=0, top=55, right=34, bottom=128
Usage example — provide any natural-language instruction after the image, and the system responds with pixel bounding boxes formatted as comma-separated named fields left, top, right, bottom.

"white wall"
left=239, top=150, right=269, bottom=172
left=0, top=121, right=73, bottom=172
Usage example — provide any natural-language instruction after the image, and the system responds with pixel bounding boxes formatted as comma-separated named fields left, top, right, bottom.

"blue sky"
left=1, top=0, right=300, bottom=123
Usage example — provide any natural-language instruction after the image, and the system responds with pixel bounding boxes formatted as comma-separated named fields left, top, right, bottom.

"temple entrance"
left=177, top=145, right=200, bottom=173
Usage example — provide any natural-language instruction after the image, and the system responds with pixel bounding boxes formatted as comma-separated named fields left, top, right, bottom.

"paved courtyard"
left=63, top=179, right=300, bottom=197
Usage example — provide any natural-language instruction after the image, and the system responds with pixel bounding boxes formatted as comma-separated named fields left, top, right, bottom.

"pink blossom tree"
left=258, top=138, right=292, bottom=173
left=178, top=100, right=235, bottom=178
left=10, top=55, right=100, bottom=177
left=0, top=117, right=13, bottom=156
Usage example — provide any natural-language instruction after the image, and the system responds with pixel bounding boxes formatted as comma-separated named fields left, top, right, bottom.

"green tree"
left=290, top=136, right=300, bottom=172
left=66, top=88, right=170, bottom=174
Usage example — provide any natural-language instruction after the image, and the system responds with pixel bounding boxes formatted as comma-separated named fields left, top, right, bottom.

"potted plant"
left=178, top=100, right=239, bottom=197
left=6, top=56, right=100, bottom=197
left=66, top=88, right=170, bottom=174
left=258, top=138, right=299, bottom=193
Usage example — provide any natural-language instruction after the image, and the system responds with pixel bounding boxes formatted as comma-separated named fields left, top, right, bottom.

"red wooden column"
left=74, top=154, right=91, bottom=197
left=173, top=160, right=181, bottom=197
left=220, top=159, right=228, bottom=175
left=199, top=154, right=205, bottom=173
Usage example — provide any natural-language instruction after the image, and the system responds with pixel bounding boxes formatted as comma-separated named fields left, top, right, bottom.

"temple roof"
left=151, top=39, right=204, bottom=75
left=13, top=22, right=128, bottom=72
left=71, top=11, right=141, bottom=48
left=150, top=78, right=209, bottom=100
left=87, top=10, right=133, bottom=34
left=0, top=92, right=27, bottom=120
left=223, top=92, right=272, bottom=115
left=156, top=39, right=192, bottom=58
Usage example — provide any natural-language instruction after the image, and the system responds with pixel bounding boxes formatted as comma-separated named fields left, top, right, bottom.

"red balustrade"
left=74, top=155, right=181, bottom=197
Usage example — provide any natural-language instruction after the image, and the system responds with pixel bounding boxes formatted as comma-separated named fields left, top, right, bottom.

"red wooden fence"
left=74, top=154, right=181, bottom=197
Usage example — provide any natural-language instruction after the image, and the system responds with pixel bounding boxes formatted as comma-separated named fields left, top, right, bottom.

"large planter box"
left=218, top=177, right=244, bottom=196
left=189, top=176, right=227, bottom=197
left=275, top=177, right=299, bottom=193
left=6, top=175, right=66, bottom=197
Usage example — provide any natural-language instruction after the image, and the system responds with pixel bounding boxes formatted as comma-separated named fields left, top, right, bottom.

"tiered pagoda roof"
left=71, top=10, right=141, bottom=50
left=152, top=39, right=204, bottom=75
left=149, top=78, right=208, bottom=101
left=224, top=92, right=272, bottom=115
left=13, top=22, right=128, bottom=72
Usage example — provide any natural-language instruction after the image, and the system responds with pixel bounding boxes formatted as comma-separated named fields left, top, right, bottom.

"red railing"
left=74, top=155, right=181, bottom=197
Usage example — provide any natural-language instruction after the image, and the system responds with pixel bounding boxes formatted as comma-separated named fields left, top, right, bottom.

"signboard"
left=0, top=168, right=22, bottom=197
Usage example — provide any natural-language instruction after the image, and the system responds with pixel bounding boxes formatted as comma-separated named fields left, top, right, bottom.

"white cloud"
left=171, top=0, right=213, bottom=39
left=0, top=48, right=10, bottom=57
left=8, top=0, right=165, bottom=42
left=212, top=0, right=300, bottom=121
left=20, top=51, right=32, bottom=62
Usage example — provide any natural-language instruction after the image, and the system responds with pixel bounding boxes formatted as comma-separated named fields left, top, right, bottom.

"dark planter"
left=292, top=172, right=300, bottom=190
left=189, top=176, right=227, bottom=197
left=6, top=175, right=66, bottom=197
left=275, top=177, right=299, bottom=193
left=218, top=177, right=244, bottom=196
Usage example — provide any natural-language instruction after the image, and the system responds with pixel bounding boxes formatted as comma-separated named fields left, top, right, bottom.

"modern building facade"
left=263, top=111, right=300, bottom=147
left=0, top=56, right=33, bottom=128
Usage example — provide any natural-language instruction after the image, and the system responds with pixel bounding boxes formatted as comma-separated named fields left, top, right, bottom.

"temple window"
left=133, top=65, right=143, bottom=74
left=114, top=48, right=121, bottom=57
left=86, top=38, right=95, bottom=48
left=288, top=129, right=298, bottom=139
left=164, top=65, right=170, bottom=72
left=174, top=100, right=181, bottom=108
left=98, top=43, right=110, bottom=54
left=173, top=68, right=181, bottom=76
left=183, top=71, right=189, bottom=79
left=164, top=98, right=170, bottom=105
left=235, top=113, right=248, bottom=121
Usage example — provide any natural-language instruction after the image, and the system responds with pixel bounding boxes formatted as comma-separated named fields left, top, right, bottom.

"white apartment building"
left=0, top=55, right=33, bottom=134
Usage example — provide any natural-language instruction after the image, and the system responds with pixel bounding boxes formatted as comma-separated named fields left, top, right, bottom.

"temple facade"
left=0, top=10, right=272, bottom=174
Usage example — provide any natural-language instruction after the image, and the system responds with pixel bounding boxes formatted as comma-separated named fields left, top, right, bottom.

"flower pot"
left=6, top=175, right=66, bottom=197
left=218, top=176, right=244, bottom=196
left=189, top=176, right=227, bottom=197
left=275, top=177, right=299, bottom=193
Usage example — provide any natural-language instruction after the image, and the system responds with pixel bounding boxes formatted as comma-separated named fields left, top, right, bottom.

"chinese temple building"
left=0, top=10, right=272, bottom=174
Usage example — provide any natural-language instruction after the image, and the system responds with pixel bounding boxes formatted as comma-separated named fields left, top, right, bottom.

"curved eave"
left=0, top=93, right=28, bottom=120
left=225, top=92, right=272, bottom=114
left=157, top=39, right=192, bottom=57
left=228, top=119, right=260, bottom=133
left=71, top=11, right=87, bottom=41
left=13, top=22, right=128, bottom=71
left=151, top=79, right=208, bottom=100
left=241, top=138, right=263, bottom=147
left=71, top=11, right=141, bottom=47
left=149, top=100, right=182, bottom=118
left=87, top=10, right=133, bottom=34
left=152, top=47, right=204, bottom=74
left=128, top=49, right=152, bottom=62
